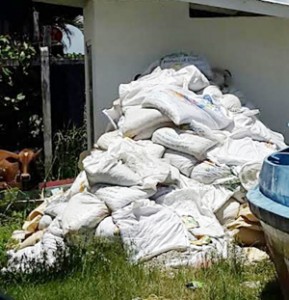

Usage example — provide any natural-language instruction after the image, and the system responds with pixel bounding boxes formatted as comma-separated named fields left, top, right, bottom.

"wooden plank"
left=42, top=26, right=51, bottom=48
left=40, top=47, right=53, bottom=178
left=33, top=9, right=40, bottom=42
left=51, top=58, right=84, bottom=65
left=2, top=57, right=84, bottom=67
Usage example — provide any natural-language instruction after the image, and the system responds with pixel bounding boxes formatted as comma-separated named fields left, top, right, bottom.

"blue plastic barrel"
left=259, top=148, right=289, bottom=207
left=247, top=147, right=289, bottom=300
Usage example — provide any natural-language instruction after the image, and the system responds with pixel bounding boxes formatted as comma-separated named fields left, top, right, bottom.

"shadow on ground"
left=260, top=280, right=283, bottom=300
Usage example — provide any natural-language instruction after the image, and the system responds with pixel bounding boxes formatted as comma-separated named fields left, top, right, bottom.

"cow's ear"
left=33, top=149, right=42, bottom=159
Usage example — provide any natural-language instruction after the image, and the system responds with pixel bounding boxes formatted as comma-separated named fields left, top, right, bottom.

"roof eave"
left=180, top=0, right=289, bottom=18
left=33, top=0, right=84, bottom=8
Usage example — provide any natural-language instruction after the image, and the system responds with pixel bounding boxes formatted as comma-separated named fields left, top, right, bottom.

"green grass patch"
left=0, top=212, right=25, bottom=267
left=0, top=232, right=282, bottom=300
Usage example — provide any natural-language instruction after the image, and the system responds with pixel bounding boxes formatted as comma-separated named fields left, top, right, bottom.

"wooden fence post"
left=40, top=46, right=52, bottom=178
left=33, top=9, right=40, bottom=42
left=42, top=26, right=51, bottom=48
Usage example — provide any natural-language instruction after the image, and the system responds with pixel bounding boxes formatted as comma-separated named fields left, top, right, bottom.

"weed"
left=0, top=188, right=19, bottom=208
left=48, top=125, right=87, bottom=181
left=0, top=216, right=23, bottom=267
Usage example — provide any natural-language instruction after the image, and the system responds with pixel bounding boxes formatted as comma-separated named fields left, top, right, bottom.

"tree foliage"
left=0, top=35, right=36, bottom=110
left=0, top=35, right=42, bottom=150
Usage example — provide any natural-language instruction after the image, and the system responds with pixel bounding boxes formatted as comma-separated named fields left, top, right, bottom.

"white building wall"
left=83, top=0, right=289, bottom=142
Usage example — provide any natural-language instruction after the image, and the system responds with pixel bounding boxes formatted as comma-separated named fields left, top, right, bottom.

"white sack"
left=38, top=215, right=53, bottom=230
left=107, top=139, right=177, bottom=190
left=86, top=149, right=106, bottom=162
left=119, top=66, right=209, bottom=108
left=162, top=53, right=213, bottom=79
left=177, top=174, right=202, bottom=189
left=141, top=52, right=213, bottom=80
left=135, top=140, right=165, bottom=158
left=215, top=198, right=240, bottom=225
left=157, top=188, right=225, bottom=238
left=5, top=243, right=43, bottom=273
left=190, top=161, right=232, bottom=184
left=66, top=171, right=88, bottom=198
left=222, top=86, right=247, bottom=106
left=44, top=192, right=69, bottom=218
left=173, top=65, right=210, bottom=91
left=45, top=202, right=68, bottom=218
left=102, top=99, right=122, bottom=130
left=95, top=186, right=151, bottom=212
left=85, top=139, right=175, bottom=189
left=41, top=232, right=66, bottom=254
left=142, top=86, right=232, bottom=129
left=5, top=232, right=65, bottom=273
left=83, top=153, right=140, bottom=187
left=166, top=238, right=229, bottom=268
left=232, top=187, right=247, bottom=204
left=164, top=149, right=198, bottom=177
left=202, top=85, right=223, bottom=99
left=231, top=109, right=286, bottom=149
left=119, top=68, right=174, bottom=107
left=160, top=181, right=233, bottom=213
left=219, top=94, right=242, bottom=112
left=44, top=171, right=89, bottom=218
left=82, top=150, right=108, bottom=182
left=152, top=127, right=216, bottom=160
left=112, top=200, right=189, bottom=261
left=119, top=107, right=172, bottom=140
left=150, top=185, right=175, bottom=201
left=61, top=192, right=109, bottom=236
left=47, top=216, right=64, bottom=238
left=95, top=130, right=123, bottom=150
left=207, top=137, right=276, bottom=166
left=132, top=126, right=160, bottom=141
left=190, top=120, right=229, bottom=144
left=238, top=162, right=262, bottom=191
left=95, top=217, right=119, bottom=238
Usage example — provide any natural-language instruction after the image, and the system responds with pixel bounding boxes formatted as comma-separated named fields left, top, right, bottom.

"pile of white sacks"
left=4, top=54, right=286, bottom=272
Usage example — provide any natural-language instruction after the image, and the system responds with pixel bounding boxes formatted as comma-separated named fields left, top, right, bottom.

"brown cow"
left=0, top=149, right=42, bottom=190
left=0, top=159, right=20, bottom=189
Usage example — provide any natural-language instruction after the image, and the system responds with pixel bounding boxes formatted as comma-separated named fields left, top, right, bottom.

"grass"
left=0, top=191, right=40, bottom=267
left=0, top=222, right=282, bottom=300
left=0, top=205, right=28, bottom=267
left=50, top=125, right=87, bottom=181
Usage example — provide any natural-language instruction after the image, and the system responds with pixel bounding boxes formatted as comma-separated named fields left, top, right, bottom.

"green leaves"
left=16, top=93, right=26, bottom=101
left=0, top=35, right=36, bottom=111
left=0, top=36, right=9, bottom=44
left=1, top=93, right=26, bottom=110
left=64, top=52, right=84, bottom=60
left=23, top=42, right=28, bottom=50
left=0, top=34, right=36, bottom=68
left=1, top=67, right=12, bottom=77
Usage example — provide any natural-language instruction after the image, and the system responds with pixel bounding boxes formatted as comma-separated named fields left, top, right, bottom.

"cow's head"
left=18, top=149, right=42, bottom=182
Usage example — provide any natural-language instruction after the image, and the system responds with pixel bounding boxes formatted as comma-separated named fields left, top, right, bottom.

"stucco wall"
left=84, top=0, right=289, bottom=142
